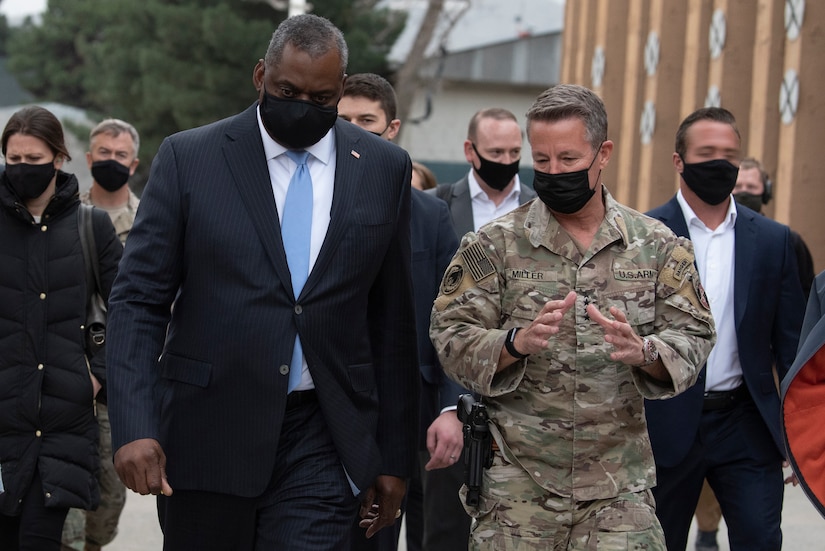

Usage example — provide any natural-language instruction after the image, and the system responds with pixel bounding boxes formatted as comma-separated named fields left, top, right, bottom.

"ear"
left=54, top=157, right=65, bottom=170
left=253, top=60, right=265, bottom=96
left=386, top=119, right=401, bottom=141
left=672, top=152, right=684, bottom=173
left=597, top=140, right=613, bottom=168
left=85, top=151, right=93, bottom=169
left=129, top=158, right=140, bottom=176
left=463, top=139, right=475, bottom=163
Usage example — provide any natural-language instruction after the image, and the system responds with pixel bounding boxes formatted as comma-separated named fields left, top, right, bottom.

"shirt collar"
left=676, top=189, right=737, bottom=231
left=467, top=168, right=521, bottom=202
left=256, top=105, right=335, bottom=166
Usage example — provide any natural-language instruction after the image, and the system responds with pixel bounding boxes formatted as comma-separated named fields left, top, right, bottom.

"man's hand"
left=424, top=410, right=464, bottom=471
left=783, top=460, right=799, bottom=486
left=90, top=372, right=102, bottom=398
left=114, top=438, right=174, bottom=496
left=499, top=291, right=576, bottom=369
left=357, top=475, right=406, bottom=538
left=587, top=304, right=670, bottom=381
left=587, top=304, right=645, bottom=364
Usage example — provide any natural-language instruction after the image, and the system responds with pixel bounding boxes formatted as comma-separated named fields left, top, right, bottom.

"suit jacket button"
left=279, top=364, right=289, bottom=375
left=294, top=305, right=303, bottom=314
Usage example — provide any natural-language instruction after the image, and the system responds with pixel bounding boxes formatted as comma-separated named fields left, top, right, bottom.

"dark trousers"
left=653, top=396, right=784, bottom=551
left=157, top=394, right=359, bottom=550
left=419, top=456, right=470, bottom=551
left=0, top=469, right=70, bottom=551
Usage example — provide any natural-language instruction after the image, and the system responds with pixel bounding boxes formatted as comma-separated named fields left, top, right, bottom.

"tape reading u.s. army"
left=461, top=241, right=495, bottom=282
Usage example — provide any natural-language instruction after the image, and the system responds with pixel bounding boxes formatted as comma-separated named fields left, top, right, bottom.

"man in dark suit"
left=422, top=107, right=536, bottom=551
left=338, top=73, right=461, bottom=551
left=645, top=107, right=805, bottom=551
left=106, top=15, right=419, bottom=550
left=432, top=108, right=537, bottom=239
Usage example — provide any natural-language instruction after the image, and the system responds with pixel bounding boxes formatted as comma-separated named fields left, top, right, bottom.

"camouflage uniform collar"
left=526, top=185, right=628, bottom=262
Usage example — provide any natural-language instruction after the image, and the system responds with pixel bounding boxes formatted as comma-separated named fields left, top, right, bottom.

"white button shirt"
left=676, top=190, right=742, bottom=392
left=257, top=106, right=337, bottom=391
left=467, top=169, right=522, bottom=230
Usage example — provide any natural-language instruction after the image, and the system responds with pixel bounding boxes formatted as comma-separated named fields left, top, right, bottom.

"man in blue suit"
left=106, top=15, right=419, bottom=550
left=645, top=107, right=805, bottom=551
left=338, top=73, right=462, bottom=551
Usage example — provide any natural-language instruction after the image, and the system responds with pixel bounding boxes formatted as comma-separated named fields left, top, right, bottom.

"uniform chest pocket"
left=601, top=283, right=656, bottom=332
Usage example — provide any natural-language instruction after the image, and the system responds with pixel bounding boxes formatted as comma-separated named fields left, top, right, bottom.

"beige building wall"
left=562, top=0, right=823, bottom=272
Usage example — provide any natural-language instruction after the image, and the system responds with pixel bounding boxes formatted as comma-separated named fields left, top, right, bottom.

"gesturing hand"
left=586, top=304, right=645, bottom=365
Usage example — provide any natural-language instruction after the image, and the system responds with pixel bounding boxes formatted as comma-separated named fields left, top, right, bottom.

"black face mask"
left=91, top=159, right=131, bottom=192
left=259, top=89, right=338, bottom=150
left=733, top=192, right=763, bottom=213
left=4, top=162, right=56, bottom=201
left=369, top=123, right=391, bottom=138
left=471, top=143, right=520, bottom=191
left=533, top=149, right=600, bottom=214
left=680, top=158, right=738, bottom=206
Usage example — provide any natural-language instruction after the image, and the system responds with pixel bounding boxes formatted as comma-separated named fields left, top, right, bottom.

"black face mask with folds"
left=532, top=150, right=600, bottom=214
left=259, top=89, right=338, bottom=150
left=680, top=157, right=739, bottom=206
left=733, top=192, right=763, bottom=213
left=4, top=162, right=56, bottom=200
left=91, top=159, right=131, bottom=192
left=471, top=143, right=520, bottom=191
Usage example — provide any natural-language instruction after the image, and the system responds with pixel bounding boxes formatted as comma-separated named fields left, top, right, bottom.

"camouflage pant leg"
left=85, top=404, right=127, bottom=546
left=61, top=507, right=86, bottom=550
left=462, top=454, right=665, bottom=551
left=60, top=405, right=127, bottom=549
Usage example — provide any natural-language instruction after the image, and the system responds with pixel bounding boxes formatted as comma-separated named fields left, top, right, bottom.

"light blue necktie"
left=282, top=150, right=313, bottom=393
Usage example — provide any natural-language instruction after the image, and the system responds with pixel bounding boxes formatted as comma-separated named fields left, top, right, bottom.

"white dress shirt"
left=467, top=169, right=522, bottom=230
left=676, top=191, right=741, bottom=392
left=257, top=106, right=337, bottom=391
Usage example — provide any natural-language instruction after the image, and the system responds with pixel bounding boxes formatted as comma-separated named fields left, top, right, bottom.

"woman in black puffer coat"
left=0, top=106, right=121, bottom=550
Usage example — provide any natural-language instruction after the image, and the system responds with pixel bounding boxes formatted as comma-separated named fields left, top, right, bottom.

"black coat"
left=0, top=170, right=121, bottom=514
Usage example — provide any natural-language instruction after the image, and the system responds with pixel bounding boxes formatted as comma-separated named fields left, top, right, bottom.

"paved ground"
left=107, top=469, right=823, bottom=549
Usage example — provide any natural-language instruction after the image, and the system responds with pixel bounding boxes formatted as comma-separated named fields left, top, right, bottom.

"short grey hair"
left=525, top=84, right=608, bottom=151
left=89, top=118, right=140, bottom=158
left=264, top=14, right=348, bottom=77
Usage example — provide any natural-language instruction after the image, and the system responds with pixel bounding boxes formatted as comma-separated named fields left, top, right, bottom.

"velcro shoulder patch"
left=461, top=241, right=495, bottom=282
left=659, top=244, right=694, bottom=289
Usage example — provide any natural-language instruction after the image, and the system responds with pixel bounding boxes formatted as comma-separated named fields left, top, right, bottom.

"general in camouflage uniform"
left=63, top=119, right=140, bottom=551
left=430, top=84, right=716, bottom=551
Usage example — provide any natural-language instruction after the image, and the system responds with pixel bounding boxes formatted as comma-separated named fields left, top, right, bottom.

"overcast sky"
left=0, top=0, right=46, bottom=24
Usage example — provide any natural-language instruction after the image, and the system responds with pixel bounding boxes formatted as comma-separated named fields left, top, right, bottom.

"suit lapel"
left=222, top=104, right=294, bottom=295
left=451, top=177, right=475, bottom=236
left=733, top=209, right=757, bottom=329
left=300, top=119, right=365, bottom=297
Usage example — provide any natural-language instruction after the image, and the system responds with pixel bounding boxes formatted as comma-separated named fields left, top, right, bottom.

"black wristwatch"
left=505, top=327, right=529, bottom=360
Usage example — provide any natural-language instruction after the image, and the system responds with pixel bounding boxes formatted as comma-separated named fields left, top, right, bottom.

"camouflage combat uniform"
left=62, top=189, right=139, bottom=551
left=430, top=187, right=715, bottom=550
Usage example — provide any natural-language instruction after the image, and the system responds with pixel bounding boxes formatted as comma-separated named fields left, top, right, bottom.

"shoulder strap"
left=77, top=204, right=102, bottom=296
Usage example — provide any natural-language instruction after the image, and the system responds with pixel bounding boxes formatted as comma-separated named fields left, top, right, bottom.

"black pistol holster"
left=457, top=393, right=493, bottom=507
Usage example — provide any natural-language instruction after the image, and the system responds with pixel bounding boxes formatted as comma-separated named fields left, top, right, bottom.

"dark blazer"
left=645, top=196, right=805, bottom=467
left=107, top=105, right=420, bottom=497
left=430, top=173, right=537, bottom=238
left=410, top=189, right=461, bottom=440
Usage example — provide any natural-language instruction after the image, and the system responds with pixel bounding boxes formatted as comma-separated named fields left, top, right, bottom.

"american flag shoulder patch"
left=461, top=241, right=495, bottom=282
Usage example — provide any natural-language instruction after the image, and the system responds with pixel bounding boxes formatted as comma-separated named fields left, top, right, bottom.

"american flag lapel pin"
left=351, top=150, right=361, bottom=159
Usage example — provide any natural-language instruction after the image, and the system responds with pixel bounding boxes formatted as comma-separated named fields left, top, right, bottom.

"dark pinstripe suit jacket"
left=106, top=105, right=420, bottom=497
